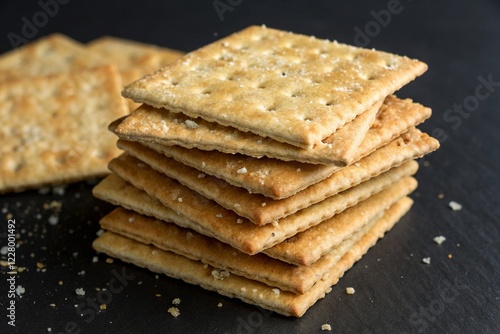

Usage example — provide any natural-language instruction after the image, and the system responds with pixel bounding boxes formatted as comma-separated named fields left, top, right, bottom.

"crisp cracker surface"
left=117, top=139, right=419, bottom=224
left=0, top=34, right=106, bottom=83
left=95, top=159, right=417, bottom=255
left=122, top=25, right=427, bottom=148
left=92, top=197, right=413, bottom=317
left=0, top=65, right=128, bottom=192
left=113, top=95, right=431, bottom=165
left=117, top=128, right=437, bottom=223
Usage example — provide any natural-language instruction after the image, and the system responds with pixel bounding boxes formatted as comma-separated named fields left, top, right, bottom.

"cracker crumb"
left=321, top=324, right=332, bottom=331
left=211, top=269, right=230, bottom=280
left=172, top=298, right=181, bottom=305
left=105, top=258, right=114, bottom=264
left=449, top=201, right=462, bottom=211
left=448, top=254, right=453, bottom=259
left=37, top=262, right=45, bottom=269
left=185, top=119, right=199, bottom=129
left=433, top=236, right=446, bottom=245
left=237, top=167, right=248, bottom=174
left=437, top=193, right=445, bottom=199
left=156, top=294, right=161, bottom=297
left=48, top=214, right=59, bottom=226
left=346, top=287, right=355, bottom=295
left=168, top=307, right=180, bottom=317
left=75, top=288, right=85, bottom=296
left=16, top=285, right=25, bottom=296
left=422, top=257, right=431, bottom=265
left=50, top=303, right=56, bottom=307
left=217, top=302, right=223, bottom=307
left=58, top=280, right=63, bottom=286
left=92, top=256, right=98, bottom=263
left=99, top=304, right=107, bottom=310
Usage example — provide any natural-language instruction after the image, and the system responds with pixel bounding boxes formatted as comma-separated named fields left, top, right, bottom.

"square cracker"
left=0, top=65, right=128, bottom=193
left=116, top=128, right=435, bottom=224
left=122, top=25, right=427, bottom=148
left=113, top=98, right=382, bottom=166
left=97, top=179, right=414, bottom=292
left=92, top=196, right=414, bottom=317
left=113, top=120, right=436, bottom=200
left=0, top=33, right=107, bottom=83
left=95, top=159, right=417, bottom=255
left=112, top=95, right=430, bottom=165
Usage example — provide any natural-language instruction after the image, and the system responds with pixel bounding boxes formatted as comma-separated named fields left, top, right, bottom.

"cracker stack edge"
left=92, top=25, right=439, bottom=317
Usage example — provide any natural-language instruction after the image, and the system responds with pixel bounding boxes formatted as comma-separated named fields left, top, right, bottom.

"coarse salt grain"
left=449, top=201, right=462, bottom=211
left=422, top=257, right=431, bottom=265
left=433, top=236, right=446, bottom=245
left=237, top=167, right=248, bottom=174
left=321, top=324, right=332, bottom=331
left=346, top=287, right=355, bottom=295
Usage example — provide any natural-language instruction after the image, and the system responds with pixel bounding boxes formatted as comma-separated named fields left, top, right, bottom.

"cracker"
left=113, top=98, right=382, bottom=166
left=263, top=177, right=416, bottom=265
left=98, top=189, right=412, bottom=293
left=122, top=25, right=427, bottom=148
left=0, top=33, right=106, bottom=83
left=113, top=95, right=430, bottom=165
left=92, top=196, right=413, bottom=317
left=95, top=159, right=416, bottom=254
left=0, top=65, right=128, bottom=193
left=116, top=127, right=437, bottom=200
left=119, top=131, right=437, bottom=225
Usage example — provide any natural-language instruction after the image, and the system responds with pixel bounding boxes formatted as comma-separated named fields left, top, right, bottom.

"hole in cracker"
left=280, top=71, right=287, bottom=77
left=266, top=105, right=277, bottom=112
left=257, top=82, right=268, bottom=89
left=325, top=100, right=337, bottom=107
left=201, top=89, right=213, bottom=96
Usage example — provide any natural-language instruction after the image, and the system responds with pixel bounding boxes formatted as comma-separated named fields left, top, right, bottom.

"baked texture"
left=114, top=126, right=437, bottom=200
left=92, top=197, right=413, bottom=317
left=115, top=127, right=436, bottom=225
left=97, top=176, right=413, bottom=291
left=0, top=33, right=106, bottom=83
left=122, top=25, right=427, bottom=148
left=94, top=160, right=417, bottom=255
left=0, top=65, right=128, bottom=193
left=113, top=95, right=430, bottom=165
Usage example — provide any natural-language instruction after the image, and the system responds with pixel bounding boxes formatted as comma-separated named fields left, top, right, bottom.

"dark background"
left=0, top=0, right=499, bottom=333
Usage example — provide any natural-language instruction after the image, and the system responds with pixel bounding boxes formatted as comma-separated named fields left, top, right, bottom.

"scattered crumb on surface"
left=16, top=285, right=25, bottom=297
left=217, top=302, right=223, bottom=308
left=448, top=254, right=453, bottom=259
left=448, top=201, right=462, bottom=211
left=346, top=287, right=355, bottom=295
left=172, top=298, right=181, bottom=305
left=92, top=256, right=98, bottom=263
left=437, top=193, right=444, bottom=199
left=100, top=304, right=107, bottom=310
left=168, top=307, right=180, bottom=318
left=105, top=258, right=114, bottom=264
left=75, top=288, right=85, bottom=296
left=433, top=236, right=446, bottom=245
left=422, top=257, right=431, bottom=265
left=321, top=324, right=332, bottom=331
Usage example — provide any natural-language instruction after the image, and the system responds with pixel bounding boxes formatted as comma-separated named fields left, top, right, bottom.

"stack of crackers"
left=92, top=26, right=439, bottom=317
left=0, top=34, right=183, bottom=193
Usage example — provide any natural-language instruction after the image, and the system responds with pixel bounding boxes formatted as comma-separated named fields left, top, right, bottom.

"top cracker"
left=122, top=25, right=427, bottom=148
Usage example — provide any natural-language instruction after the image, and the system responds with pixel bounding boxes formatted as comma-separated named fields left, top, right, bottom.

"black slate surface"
left=0, top=1, right=499, bottom=333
